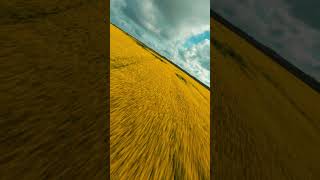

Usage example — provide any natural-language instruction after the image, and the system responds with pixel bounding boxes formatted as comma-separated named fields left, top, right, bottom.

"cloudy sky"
left=212, top=0, right=320, bottom=82
left=111, top=0, right=210, bottom=87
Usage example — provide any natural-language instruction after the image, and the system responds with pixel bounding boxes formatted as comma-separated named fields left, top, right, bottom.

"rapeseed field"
left=212, top=17, right=320, bottom=179
left=110, top=24, right=210, bottom=179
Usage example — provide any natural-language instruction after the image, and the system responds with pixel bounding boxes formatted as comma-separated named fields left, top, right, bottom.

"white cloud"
left=175, top=39, right=210, bottom=86
left=111, top=0, right=210, bottom=86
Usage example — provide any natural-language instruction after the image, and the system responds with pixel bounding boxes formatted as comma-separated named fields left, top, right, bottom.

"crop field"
left=211, top=17, right=320, bottom=179
left=110, top=24, right=210, bottom=179
left=0, top=0, right=107, bottom=179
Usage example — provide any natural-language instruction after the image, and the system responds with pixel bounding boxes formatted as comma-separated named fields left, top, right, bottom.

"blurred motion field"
left=110, top=24, right=210, bottom=179
left=0, top=0, right=107, bottom=179
left=211, top=17, right=320, bottom=179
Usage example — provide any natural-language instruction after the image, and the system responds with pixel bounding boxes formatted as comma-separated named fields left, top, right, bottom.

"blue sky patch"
left=183, top=31, right=210, bottom=48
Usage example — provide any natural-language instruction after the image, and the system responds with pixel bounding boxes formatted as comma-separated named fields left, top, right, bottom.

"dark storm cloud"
left=211, top=0, right=320, bottom=81
left=284, top=0, right=320, bottom=30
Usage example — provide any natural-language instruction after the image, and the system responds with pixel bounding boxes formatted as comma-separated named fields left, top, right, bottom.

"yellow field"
left=211, top=17, right=320, bottom=179
left=0, top=1, right=107, bottom=179
left=110, top=24, right=210, bottom=179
